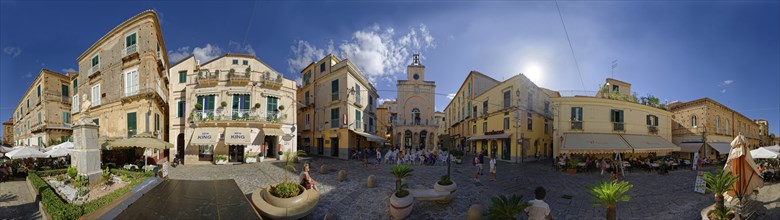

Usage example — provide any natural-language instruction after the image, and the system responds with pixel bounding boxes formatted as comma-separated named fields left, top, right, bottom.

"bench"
left=251, top=186, right=320, bottom=220
left=408, top=189, right=451, bottom=201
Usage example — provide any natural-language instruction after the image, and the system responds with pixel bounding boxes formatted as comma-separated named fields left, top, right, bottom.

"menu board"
left=694, top=171, right=706, bottom=194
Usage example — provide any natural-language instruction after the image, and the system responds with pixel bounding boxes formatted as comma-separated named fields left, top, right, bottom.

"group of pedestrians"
left=472, top=150, right=497, bottom=182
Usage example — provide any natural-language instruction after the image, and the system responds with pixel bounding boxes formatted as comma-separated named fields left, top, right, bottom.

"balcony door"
left=232, top=94, right=250, bottom=120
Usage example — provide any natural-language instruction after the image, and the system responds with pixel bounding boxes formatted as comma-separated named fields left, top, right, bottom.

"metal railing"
left=648, top=126, right=658, bottom=133
left=613, top=122, right=625, bottom=131
left=571, top=121, right=583, bottom=130
left=124, top=84, right=140, bottom=97
left=123, top=44, right=138, bottom=57
left=191, top=110, right=283, bottom=123
left=231, top=109, right=252, bottom=120
left=90, top=64, right=100, bottom=75
left=331, top=92, right=339, bottom=101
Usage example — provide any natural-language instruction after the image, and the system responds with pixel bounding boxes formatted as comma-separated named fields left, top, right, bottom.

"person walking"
left=479, top=150, right=486, bottom=175
left=525, top=187, right=553, bottom=220
left=473, top=153, right=482, bottom=182
left=489, top=155, right=497, bottom=181
left=375, top=148, right=382, bottom=169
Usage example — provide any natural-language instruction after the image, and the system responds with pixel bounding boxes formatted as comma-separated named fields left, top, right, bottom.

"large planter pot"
left=433, top=181, right=457, bottom=204
left=263, top=184, right=306, bottom=208
left=216, top=160, right=228, bottom=165
left=389, top=192, right=414, bottom=220
left=246, top=157, right=257, bottom=163
left=566, top=168, right=577, bottom=174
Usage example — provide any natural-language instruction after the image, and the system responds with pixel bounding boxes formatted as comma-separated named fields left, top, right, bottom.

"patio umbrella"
left=750, top=147, right=779, bottom=159
left=44, top=141, right=74, bottom=152
left=723, top=135, right=763, bottom=204
left=763, top=145, right=780, bottom=153
left=5, top=147, right=47, bottom=159
left=0, top=146, right=14, bottom=153
left=45, top=147, right=73, bottom=158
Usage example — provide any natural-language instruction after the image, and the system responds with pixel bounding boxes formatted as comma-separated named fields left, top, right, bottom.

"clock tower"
left=407, top=54, right=425, bottom=82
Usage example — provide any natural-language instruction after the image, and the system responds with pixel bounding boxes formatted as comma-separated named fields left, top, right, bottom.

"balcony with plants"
left=261, top=72, right=283, bottom=89
left=228, top=68, right=251, bottom=86
left=196, top=70, right=219, bottom=87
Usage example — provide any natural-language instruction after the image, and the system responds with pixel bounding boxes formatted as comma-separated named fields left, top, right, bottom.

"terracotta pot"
left=389, top=192, right=414, bottom=219
left=263, top=184, right=306, bottom=208
left=566, top=168, right=577, bottom=174
left=433, top=181, right=457, bottom=204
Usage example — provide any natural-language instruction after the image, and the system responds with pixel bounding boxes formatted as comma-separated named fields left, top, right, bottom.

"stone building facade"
left=296, top=54, right=383, bottom=160
left=669, top=98, right=761, bottom=160
left=755, top=119, right=772, bottom=146
left=71, top=10, right=170, bottom=159
left=3, top=118, right=13, bottom=146
left=376, top=104, right=391, bottom=145
left=12, top=69, right=72, bottom=147
left=444, top=71, right=500, bottom=153
left=394, top=55, right=438, bottom=151
left=169, top=54, right=297, bottom=165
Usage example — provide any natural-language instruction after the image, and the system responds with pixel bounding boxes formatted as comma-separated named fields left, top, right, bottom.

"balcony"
left=613, top=122, right=625, bottom=131
left=228, top=70, right=250, bottom=86
left=648, top=126, right=658, bottom=134
left=197, top=71, right=218, bottom=87
left=392, top=119, right=439, bottom=127
left=571, top=121, right=583, bottom=130
left=89, top=64, right=100, bottom=76
left=122, top=44, right=138, bottom=60
left=121, top=87, right=167, bottom=104
left=191, top=110, right=284, bottom=124
left=261, top=72, right=283, bottom=89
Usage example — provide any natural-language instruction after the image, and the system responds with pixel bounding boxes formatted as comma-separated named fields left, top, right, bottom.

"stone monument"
left=71, top=116, right=102, bottom=183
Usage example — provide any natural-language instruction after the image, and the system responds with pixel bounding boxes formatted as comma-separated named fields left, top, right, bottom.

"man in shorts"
left=474, top=152, right=482, bottom=182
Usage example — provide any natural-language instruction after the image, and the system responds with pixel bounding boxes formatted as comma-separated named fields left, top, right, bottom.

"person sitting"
left=300, top=163, right=318, bottom=191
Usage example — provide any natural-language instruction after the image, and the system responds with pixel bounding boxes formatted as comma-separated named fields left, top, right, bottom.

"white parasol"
left=723, top=135, right=764, bottom=203
left=750, top=147, right=779, bottom=159
left=45, top=147, right=73, bottom=158
left=5, top=147, right=48, bottom=159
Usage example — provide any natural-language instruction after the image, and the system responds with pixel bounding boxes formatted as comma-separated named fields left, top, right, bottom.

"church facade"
left=393, top=54, right=439, bottom=150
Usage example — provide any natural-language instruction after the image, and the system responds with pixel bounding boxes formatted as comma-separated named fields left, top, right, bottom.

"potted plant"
left=450, top=149, right=464, bottom=164
left=278, top=150, right=283, bottom=160
left=390, top=165, right=414, bottom=219
left=487, top=194, right=529, bottom=219
left=700, top=168, right=738, bottom=220
left=278, top=105, right=285, bottom=111
left=214, top=154, right=228, bottom=165
left=587, top=180, right=633, bottom=220
left=246, top=154, right=257, bottom=163
left=220, top=101, right=227, bottom=108
left=253, top=103, right=261, bottom=109
left=263, top=149, right=308, bottom=208
left=433, top=175, right=457, bottom=204
left=566, top=158, right=580, bottom=174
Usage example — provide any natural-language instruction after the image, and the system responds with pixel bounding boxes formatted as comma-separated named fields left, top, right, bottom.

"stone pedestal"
left=71, top=118, right=102, bottom=183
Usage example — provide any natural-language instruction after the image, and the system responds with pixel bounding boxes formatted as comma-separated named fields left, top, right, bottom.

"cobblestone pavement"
left=168, top=155, right=779, bottom=220
left=0, top=179, right=41, bottom=220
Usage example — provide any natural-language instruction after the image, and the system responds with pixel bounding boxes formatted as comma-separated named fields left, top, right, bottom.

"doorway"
left=491, top=140, right=498, bottom=158
left=176, top=133, right=185, bottom=164
left=331, top=138, right=339, bottom=157
left=265, top=136, right=278, bottom=158
left=229, top=145, right=245, bottom=162
left=317, top=138, right=324, bottom=155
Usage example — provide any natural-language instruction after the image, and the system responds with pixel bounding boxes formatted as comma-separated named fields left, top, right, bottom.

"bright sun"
left=523, top=63, right=544, bottom=85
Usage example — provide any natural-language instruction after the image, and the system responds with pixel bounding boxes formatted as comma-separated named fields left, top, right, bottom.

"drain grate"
left=562, top=195, right=573, bottom=199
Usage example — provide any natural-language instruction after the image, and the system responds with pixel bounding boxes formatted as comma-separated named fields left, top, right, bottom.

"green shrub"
left=81, top=175, right=151, bottom=215
left=41, top=188, right=83, bottom=220
left=28, top=172, right=49, bottom=193
left=450, top=149, right=464, bottom=157
left=102, top=167, right=111, bottom=179
left=214, top=154, right=228, bottom=161
left=66, top=167, right=78, bottom=179
left=38, top=169, right=68, bottom=177
left=270, top=182, right=301, bottom=198
left=438, top=175, right=453, bottom=185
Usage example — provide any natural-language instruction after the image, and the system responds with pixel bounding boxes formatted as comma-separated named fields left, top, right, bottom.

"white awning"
left=621, top=134, right=680, bottom=153
left=225, top=127, right=252, bottom=146
left=560, top=133, right=632, bottom=154
left=467, top=133, right=511, bottom=141
left=190, top=127, right=223, bottom=145
left=354, top=131, right=385, bottom=143
left=751, top=147, right=779, bottom=159
left=262, top=128, right=285, bottom=136
left=678, top=143, right=704, bottom=153
left=708, top=142, right=732, bottom=154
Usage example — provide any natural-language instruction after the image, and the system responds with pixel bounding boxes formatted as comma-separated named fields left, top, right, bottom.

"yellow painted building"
left=469, top=74, right=555, bottom=162
left=444, top=71, right=499, bottom=153
left=12, top=69, right=73, bottom=147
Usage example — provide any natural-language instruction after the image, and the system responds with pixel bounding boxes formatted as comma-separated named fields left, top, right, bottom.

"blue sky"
left=1, top=1, right=779, bottom=135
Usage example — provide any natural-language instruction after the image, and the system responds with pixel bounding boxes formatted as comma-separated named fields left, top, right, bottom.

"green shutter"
left=243, top=95, right=250, bottom=110
left=233, top=95, right=239, bottom=110
left=73, top=79, right=78, bottom=90
left=610, top=110, right=615, bottom=122
left=207, top=95, right=215, bottom=111
left=127, top=112, right=137, bottom=137
left=571, top=107, right=576, bottom=120
left=62, top=84, right=69, bottom=97
left=179, top=71, right=187, bottom=83
left=647, top=115, right=651, bottom=125
left=618, top=110, right=624, bottom=122
left=654, top=116, right=659, bottom=126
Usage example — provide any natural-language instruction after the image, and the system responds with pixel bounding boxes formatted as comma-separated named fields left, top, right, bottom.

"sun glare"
left=523, top=63, right=544, bottom=85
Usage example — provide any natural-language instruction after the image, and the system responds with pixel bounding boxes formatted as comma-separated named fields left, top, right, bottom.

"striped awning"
left=467, top=133, right=511, bottom=141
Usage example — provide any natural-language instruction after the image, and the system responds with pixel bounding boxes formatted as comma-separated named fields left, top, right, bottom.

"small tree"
left=588, top=180, right=633, bottom=220
left=391, top=165, right=413, bottom=197
left=270, top=149, right=307, bottom=198
left=699, top=168, right=738, bottom=213
left=488, top=194, right=529, bottom=220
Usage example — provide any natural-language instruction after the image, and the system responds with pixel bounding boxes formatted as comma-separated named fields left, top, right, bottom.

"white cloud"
left=288, top=24, right=436, bottom=84
left=377, top=98, right=395, bottom=105
left=192, top=44, right=223, bottom=63
left=228, top=41, right=256, bottom=56
left=3, top=47, right=21, bottom=58
left=447, top=93, right=456, bottom=99
left=61, top=68, right=76, bottom=73
left=721, top=89, right=727, bottom=93
left=723, top=80, right=733, bottom=85
left=167, top=46, right=191, bottom=64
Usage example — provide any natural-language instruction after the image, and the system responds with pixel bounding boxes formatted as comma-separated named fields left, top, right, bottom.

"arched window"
left=412, top=108, right=421, bottom=125
left=716, top=116, right=721, bottom=134
left=691, top=115, right=697, bottom=128
left=404, top=130, right=412, bottom=148
left=725, top=120, right=730, bottom=135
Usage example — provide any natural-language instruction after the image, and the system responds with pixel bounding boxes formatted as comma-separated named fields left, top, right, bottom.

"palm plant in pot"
left=700, top=168, right=738, bottom=220
left=487, top=194, right=529, bottom=219
left=390, top=165, right=414, bottom=219
left=587, top=180, right=633, bottom=220
left=433, top=175, right=457, bottom=204
left=566, top=158, right=580, bottom=174
left=264, top=149, right=308, bottom=208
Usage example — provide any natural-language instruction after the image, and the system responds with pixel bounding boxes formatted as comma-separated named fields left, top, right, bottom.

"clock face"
left=413, top=74, right=419, bottom=80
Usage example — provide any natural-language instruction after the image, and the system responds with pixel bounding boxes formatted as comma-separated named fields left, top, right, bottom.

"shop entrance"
left=331, top=138, right=339, bottom=157
left=229, top=145, right=245, bottom=162
left=265, top=136, right=278, bottom=158
left=176, top=134, right=185, bottom=164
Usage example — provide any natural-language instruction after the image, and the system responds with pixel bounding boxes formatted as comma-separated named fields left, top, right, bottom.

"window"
left=267, top=96, right=279, bottom=119
left=127, top=112, right=137, bottom=138
left=73, top=79, right=78, bottom=91
left=331, top=80, right=339, bottom=101
left=527, top=112, right=533, bottom=130
left=504, top=117, right=510, bottom=130
left=369, top=117, right=374, bottom=133
left=473, top=106, right=477, bottom=118
left=91, top=84, right=101, bottom=106
left=331, top=108, right=340, bottom=128
left=527, top=93, right=534, bottom=111
left=611, top=109, right=624, bottom=131
left=72, top=95, right=80, bottom=112
left=179, top=71, right=187, bottom=83
left=320, top=63, right=326, bottom=72
left=467, top=102, right=472, bottom=117
left=37, top=112, right=41, bottom=124
left=369, top=96, right=373, bottom=106
left=197, top=95, right=216, bottom=112
left=124, top=69, right=139, bottom=96
left=544, top=102, right=550, bottom=114
left=61, top=84, right=69, bottom=97
left=646, top=115, right=658, bottom=126
left=304, top=91, right=310, bottom=106
left=503, top=91, right=511, bottom=108
left=571, top=107, right=583, bottom=121
left=725, top=120, right=730, bottom=135
left=62, top=112, right=70, bottom=125
left=544, top=119, right=550, bottom=134
left=305, top=114, right=310, bottom=127
left=91, top=54, right=99, bottom=69
left=37, top=85, right=41, bottom=97
left=177, top=101, right=186, bottom=118
left=483, top=121, right=487, bottom=132
left=232, top=59, right=238, bottom=65
left=125, top=32, right=137, bottom=52
left=473, top=125, right=476, bottom=133
left=483, top=101, right=488, bottom=115
left=242, top=60, right=248, bottom=65
left=303, top=70, right=312, bottom=85
left=716, top=116, right=721, bottom=134
left=355, top=84, right=361, bottom=104
left=691, top=115, right=697, bottom=128
left=93, top=118, right=99, bottom=126
left=356, top=110, right=362, bottom=129
left=155, top=113, right=160, bottom=132
left=232, top=94, right=251, bottom=112
left=468, top=83, right=471, bottom=96
left=612, top=85, right=619, bottom=93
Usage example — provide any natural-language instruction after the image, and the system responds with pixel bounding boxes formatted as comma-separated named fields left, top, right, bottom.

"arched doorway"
left=176, top=133, right=185, bottom=163
left=404, top=130, right=412, bottom=150
left=419, top=130, right=427, bottom=149
left=412, top=108, right=421, bottom=125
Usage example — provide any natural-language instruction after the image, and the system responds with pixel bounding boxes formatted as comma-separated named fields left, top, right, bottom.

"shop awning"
left=708, top=142, right=732, bottom=154
left=621, top=134, right=680, bottom=153
left=190, top=127, right=223, bottom=145
left=225, top=127, right=252, bottom=146
left=106, top=132, right=172, bottom=150
left=354, top=131, right=385, bottom=143
left=262, top=128, right=284, bottom=136
left=678, top=143, right=704, bottom=153
left=560, top=133, right=632, bottom=154
left=467, top=133, right=511, bottom=141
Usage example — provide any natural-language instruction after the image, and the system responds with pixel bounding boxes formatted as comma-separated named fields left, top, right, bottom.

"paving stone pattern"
left=168, top=155, right=778, bottom=220
left=0, top=179, right=41, bottom=220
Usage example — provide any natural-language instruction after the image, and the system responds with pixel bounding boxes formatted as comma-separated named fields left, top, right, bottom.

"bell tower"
left=407, top=54, right=425, bottom=82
